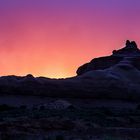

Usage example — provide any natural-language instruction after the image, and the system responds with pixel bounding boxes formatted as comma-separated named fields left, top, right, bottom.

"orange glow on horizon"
left=0, top=0, right=140, bottom=78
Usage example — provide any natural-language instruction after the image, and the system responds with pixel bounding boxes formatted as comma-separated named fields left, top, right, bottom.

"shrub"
left=19, top=105, right=27, bottom=110
left=39, top=105, right=45, bottom=110
left=0, top=104, right=15, bottom=111
left=56, top=135, right=64, bottom=140
left=136, top=104, right=140, bottom=110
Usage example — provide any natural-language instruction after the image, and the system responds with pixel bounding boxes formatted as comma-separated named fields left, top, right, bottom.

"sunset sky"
left=0, top=0, right=140, bottom=78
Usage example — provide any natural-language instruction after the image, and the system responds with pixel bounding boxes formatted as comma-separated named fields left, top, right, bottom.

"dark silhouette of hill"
left=1, top=40, right=140, bottom=101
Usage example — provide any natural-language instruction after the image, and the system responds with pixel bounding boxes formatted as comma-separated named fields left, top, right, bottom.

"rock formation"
left=112, top=40, right=140, bottom=56
left=77, top=40, right=140, bottom=75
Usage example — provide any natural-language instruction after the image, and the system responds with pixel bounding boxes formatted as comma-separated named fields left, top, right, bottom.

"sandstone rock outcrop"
left=77, top=40, right=140, bottom=75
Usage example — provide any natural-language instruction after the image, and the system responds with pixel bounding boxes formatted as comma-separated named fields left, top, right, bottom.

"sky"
left=0, top=0, right=140, bottom=78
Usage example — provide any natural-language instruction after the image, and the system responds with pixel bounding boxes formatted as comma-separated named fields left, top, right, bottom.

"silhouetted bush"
left=136, top=104, right=140, bottom=110
left=56, top=135, right=64, bottom=140
left=101, top=107, right=113, bottom=116
left=0, top=104, right=15, bottom=111
left=32, top=106, right=37, bottom=111
left=39, top=105, right=45, bottom=110
left=19, top=105, right=27, bottom=110
left=67, top=105, right=75, bottom=110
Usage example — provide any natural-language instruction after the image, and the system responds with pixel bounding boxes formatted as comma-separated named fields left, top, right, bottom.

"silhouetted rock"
left=112, top=40, right=140, bottom=56
left=77, top=40, right=140, bottom=75
left=126, top=40, right=131, bottom=46
left=76, top=56, right=123, bottom=75
left=26, top=74, right=34, bottom=78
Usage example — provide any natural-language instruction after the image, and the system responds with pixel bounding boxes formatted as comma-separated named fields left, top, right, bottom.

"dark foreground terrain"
left=0, top=41, right=140, bottom=139
left=0, top=97, right=139, bottom=140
